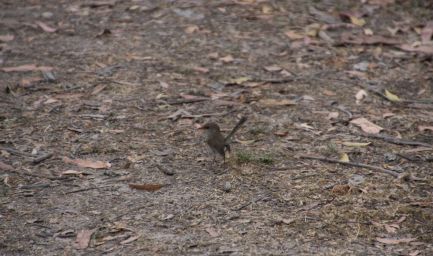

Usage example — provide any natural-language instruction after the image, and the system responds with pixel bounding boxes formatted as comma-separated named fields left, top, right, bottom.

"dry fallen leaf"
left=341, top=141, right=371, bottom=147
left=398, top=44, right=433, bottom=54
left=350, top=117, right=383, bottom=134
left=185, top=25, right=199, bottom=34
left=327, top=112, right=339, bottom=120
left=418, top=126, right=433, bottom=133
left=120, top=235, right=140, bottom=244
left=261, top=4, right=273, bottom=14
left=91, top=84, right=107, bottom=95
left=259, top=99, right=297, bottom=107
left=128, top=183, right=165, bottom=191
left=274, top=131, right=288, bottom=137
left=19, top=76, right=44, bottom=87
left=305, top=23, right=321, bottom=37
left=205, top=227, right=219, bottom=237
left=332, top=184, right=351, bottom=195
left=384, top=89, right=401, bottom=102
left=75, top=229, right=96, bottom=249
left=421, top=21, right=433, bottom=44
left=355, top=89, right=368, bottom=104
left=192, top=66, right=209, bottom=73
left=62, top=156, right=111, bottom=169
left=61, top=170, right=84, bottom=176
left=364, top=28, right=374, bottom=35
left=340, top=33, right=400, bottom=45
left=263, top=65, right=282, bottom=72
left=35, top=21, right=57, bottom=33
left=227, top=76, right=251, bottom=85
left=339, top=153, right=350, bottom=162
left=376, top=237, right=416, bottom=245
left=409, top=250, right=420, bottom=256
left=382, top=112, right=395, bottom=119
left=0, top=34, right=14, bottom=42
left=0, top=161, right=13, bottom=171
left=339, top=12, right=365, bottom=26
left=285, top=30, right=304, bottom=40
left=384, top=224, right=399, bottom=233
left=219, top=55, right=234, bottom=63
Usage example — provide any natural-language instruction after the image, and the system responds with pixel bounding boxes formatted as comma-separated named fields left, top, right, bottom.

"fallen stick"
left=32, top=152, right=53, bottom=164
left=5, top=169, right=64, bottom=180
left=359, top=133, right=432, bottom=148
left=299, top=155, right=400, bottom=178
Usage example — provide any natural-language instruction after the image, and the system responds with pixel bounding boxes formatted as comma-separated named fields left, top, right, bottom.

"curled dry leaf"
left=128, top=183, right=165, bottom=191
left=259, top=98, right=297, bottom=107
left=35, top=21, right=57, bottom=33
left=185, top=25, right=199, bottom=34
left=364, top=28, right=374, bottom=35
left=339, top=12, right=365, bottom=26
left=263, top=65, right=282, bottom=72
left=285, top=30, right=304, bottom=40
left=305, top=23, right=321, bottom=37
left=376, top=237, right=416, bottom=245
left=339, top=153, right=350, bottom=162
left=331, top=184, right=351, bottom=195
left=350, top=117, right=383, bottom=134
left=421, top=21, right=433, bottom=44
left=384, top=89, right=401, bottom=102
left=327, top=112, right=339, bottom=120
left=355, top=89, right=368, bottom=104
left=219, top=55, right=234, bottom=63
left=120, top=235, right=140, bottom=244
left=227, top=76, right=251, bottom=85
left=62, top=156, right=111, bottom=169
left=418, top=126, right=433, bottom=132
left=382, top=112, right=395, bottom=119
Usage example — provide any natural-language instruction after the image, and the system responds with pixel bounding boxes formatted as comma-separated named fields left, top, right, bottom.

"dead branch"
left=299, top=155, right=400, bottom=178
left=5, top=169, right=64, bottom=181
left=359, top=133, right=432, bottom=147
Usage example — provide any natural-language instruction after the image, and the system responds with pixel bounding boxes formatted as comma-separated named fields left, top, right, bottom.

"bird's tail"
left=224, top=116, right=247, bottom=143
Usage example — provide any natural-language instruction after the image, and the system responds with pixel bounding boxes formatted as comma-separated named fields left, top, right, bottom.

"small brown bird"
left=200, top=116, right=247, bottom=162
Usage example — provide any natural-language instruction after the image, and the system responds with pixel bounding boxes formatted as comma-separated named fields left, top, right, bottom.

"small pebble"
left=223, top=181, right=232, bottom=192
left=161, top=168, right=175, bottom=176
left=42, top=12, right=53, bottom=19
left=384, top=152, right=397, bottom=162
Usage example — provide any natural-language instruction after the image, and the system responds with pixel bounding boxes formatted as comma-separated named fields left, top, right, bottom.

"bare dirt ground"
left=1, top=0, right=433, bottom=255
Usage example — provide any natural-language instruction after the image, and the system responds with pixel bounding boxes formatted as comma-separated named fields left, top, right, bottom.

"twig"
left=32, top=152, right=53, bottom=164
left=165, top=98, right=209, bottom=105
left=65, top=186, right=100, bottom=194
left=5, top=169, right=64, bottom=181
left=112, top=205, right=148, bottom=221
left=299, top=155, right=400, bottom=178
left=359, top=133, right=432, bottom=147
left=0, top=147, right=32, bottom=157
left=232, top=196, right=267, bottom=211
